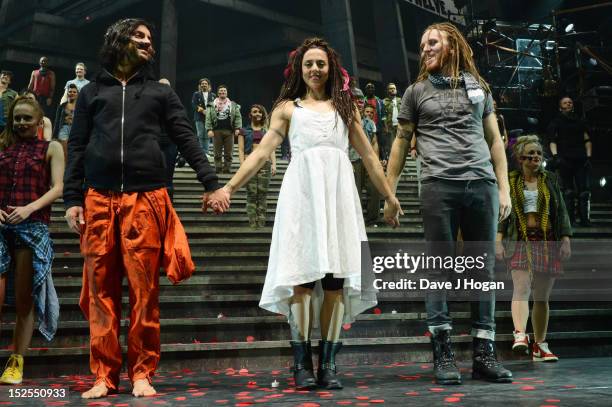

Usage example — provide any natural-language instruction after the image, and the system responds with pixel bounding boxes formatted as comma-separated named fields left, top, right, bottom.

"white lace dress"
left=259, top=105, right=378, bottom=325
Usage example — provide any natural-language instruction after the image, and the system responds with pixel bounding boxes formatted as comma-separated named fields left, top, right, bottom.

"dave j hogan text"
left=373, top=278, right=504, bottom=292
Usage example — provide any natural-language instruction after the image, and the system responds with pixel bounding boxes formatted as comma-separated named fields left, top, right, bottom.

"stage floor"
left=0, top=357, right=610, bottom=406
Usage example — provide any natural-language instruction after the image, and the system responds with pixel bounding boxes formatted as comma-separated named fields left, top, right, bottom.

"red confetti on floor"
left=246, top=336, right=255, bottom=342
left=298, top=403, right=321, bottom=407
left=342, top=323, right=352, bottom=330
left=545, top=400, right=561, bottom=403
left=370, top=399, right=385, bottom=403
left=429, top=387, right=445, bottom=392
left=215, top=400, right=229, bottom=404
left=521, top=386, right=536, bottom=391
left=444, top=397, right=461, bottom=403
left=405, top=391, right=419, bottom=396
left=173, top=397, right=186, bottom=401
left=355, top=396, right=370, bottom=400
left=451, top=393, right=465, bottom=397
left=336, top=402, right=353, bottom=405
left=373, top=308, right=382, bottom=314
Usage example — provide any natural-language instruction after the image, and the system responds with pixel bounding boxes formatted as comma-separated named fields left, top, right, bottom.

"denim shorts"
left=58, top=124, right=71, bottom=141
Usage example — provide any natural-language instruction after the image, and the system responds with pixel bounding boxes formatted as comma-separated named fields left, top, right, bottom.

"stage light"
left=542, top=161, right=547, bottom=169
left=589, top=58, right=598, bottom=66
left=600, top=177, right=607, bottom=188
left=564, top=23, right=575, bottom=33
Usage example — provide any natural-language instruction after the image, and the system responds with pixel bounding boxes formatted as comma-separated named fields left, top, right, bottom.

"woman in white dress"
left=210, top=38, right=402, bottom=390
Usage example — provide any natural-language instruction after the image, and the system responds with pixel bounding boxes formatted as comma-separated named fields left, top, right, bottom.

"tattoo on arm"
left=396, top=122, right=415, bottom=139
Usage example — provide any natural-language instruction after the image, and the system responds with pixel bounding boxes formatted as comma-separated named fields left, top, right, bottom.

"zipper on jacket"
left=105, top=68, right=139, bottom=192
left=120, top=84, right=126, bottom=191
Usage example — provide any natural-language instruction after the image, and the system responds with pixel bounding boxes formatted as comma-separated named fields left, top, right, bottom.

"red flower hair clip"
left=283, top=49, right=298, bottom=79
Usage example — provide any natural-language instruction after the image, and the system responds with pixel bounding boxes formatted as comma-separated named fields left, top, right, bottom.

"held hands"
left=65, top=206, right=85, bottom=234
left=498, top=190, right=512, bottom=222
left=271, top=164, right=277, bottom=177
left=202, top=186, right=231, bottom=214
left=0, top=209, right=9, bottom=225
left=383, top=195, right=404, bottom=228
left=207, top=130, right=214, bottom=138
left=4, top=205, right=35, bottom=225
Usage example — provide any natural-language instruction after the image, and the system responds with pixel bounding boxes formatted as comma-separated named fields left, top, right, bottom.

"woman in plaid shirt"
left=0, top=96, right=64, bottom=384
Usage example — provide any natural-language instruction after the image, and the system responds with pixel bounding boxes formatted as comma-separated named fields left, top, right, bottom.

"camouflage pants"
left=246, top=161, right=271, bottom=228
left=352, top=159, right=382, bottom=224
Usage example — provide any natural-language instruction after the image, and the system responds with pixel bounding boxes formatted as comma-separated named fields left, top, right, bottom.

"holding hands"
left=202, top=185, right=232, bottom=214
left=383, top=195, right=403, bottom=228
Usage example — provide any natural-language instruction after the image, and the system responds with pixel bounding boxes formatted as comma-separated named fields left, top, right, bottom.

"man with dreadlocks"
left=385, top=23, right=513, bottom=384
left=63, top=18, right=227, bottom=398
left=205, top=38, right=401, bottom=390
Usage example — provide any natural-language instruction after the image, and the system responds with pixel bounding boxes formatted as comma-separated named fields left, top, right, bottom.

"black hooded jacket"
left=63, top=66, right=219, bottom=208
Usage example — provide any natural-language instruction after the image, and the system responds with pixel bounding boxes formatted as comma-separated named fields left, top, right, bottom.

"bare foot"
left=81, top=382, right=109, bottom=399
left=132, top=378, right=156, bottom=397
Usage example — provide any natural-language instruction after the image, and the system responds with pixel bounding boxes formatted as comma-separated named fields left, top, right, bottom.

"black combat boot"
left=290, top=341, right=316, bottom=389
left=317, top=340, right=343, bottom=389
left=431, top=330, right=462, bottom=385
left=472, top=337, right=513, bottom=383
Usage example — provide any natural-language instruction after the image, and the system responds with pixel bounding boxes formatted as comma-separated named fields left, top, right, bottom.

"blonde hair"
left=0, top=96, right=44, bottom=151
left=512, top=135, right=544, bottom=171
left=416, top=22, right=490, bottom=93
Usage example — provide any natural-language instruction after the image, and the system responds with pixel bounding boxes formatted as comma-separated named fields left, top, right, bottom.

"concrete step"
left=3, top=309, right=611, bottom=348
left=4, top=330, right=612, bottom=377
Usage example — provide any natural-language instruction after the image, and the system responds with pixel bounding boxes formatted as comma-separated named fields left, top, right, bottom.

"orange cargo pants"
left=79, top=188, right=170, bottom=390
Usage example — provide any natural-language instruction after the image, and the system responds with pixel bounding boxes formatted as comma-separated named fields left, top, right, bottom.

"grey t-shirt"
left=398, top=80, right=496, bottom=181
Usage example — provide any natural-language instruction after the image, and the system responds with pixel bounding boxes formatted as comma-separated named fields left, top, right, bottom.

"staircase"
left=2, top=154, right=612, bottom=378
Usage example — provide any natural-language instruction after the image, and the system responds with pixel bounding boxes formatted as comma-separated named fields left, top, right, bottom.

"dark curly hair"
left=272, top=38, right=354, bottom=129
left=99, top=18, right=155, bottom=70
left=249, top=104, right=269, bottom=127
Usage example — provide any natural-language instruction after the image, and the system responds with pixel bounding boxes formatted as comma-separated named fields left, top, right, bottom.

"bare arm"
left=550, top=142, right=558, bottom=156
left=584, top=132, right=592, bottom=157
left=7, top=141, right=64, bottom=224
left=42, top=117, right=53, bottom=141
left=270, top=146, right=277, bottom=175
left=27, top=71, right=35, bottom=92
left=386, top=119, right=415, bottom=193
left=483, top=113, right=511, bottom=220
left=224, top=103, right=289, bottom=195
left=238, top=135, right=245, bottom=164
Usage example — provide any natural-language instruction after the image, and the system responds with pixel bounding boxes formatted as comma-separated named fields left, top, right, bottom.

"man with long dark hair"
left=63, top=18, right=227, bottom=399
left=385, top=23, right=513, bottom=385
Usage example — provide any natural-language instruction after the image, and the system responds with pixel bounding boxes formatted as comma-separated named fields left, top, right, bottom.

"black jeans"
left=420, top=178, right=499, bottom=337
